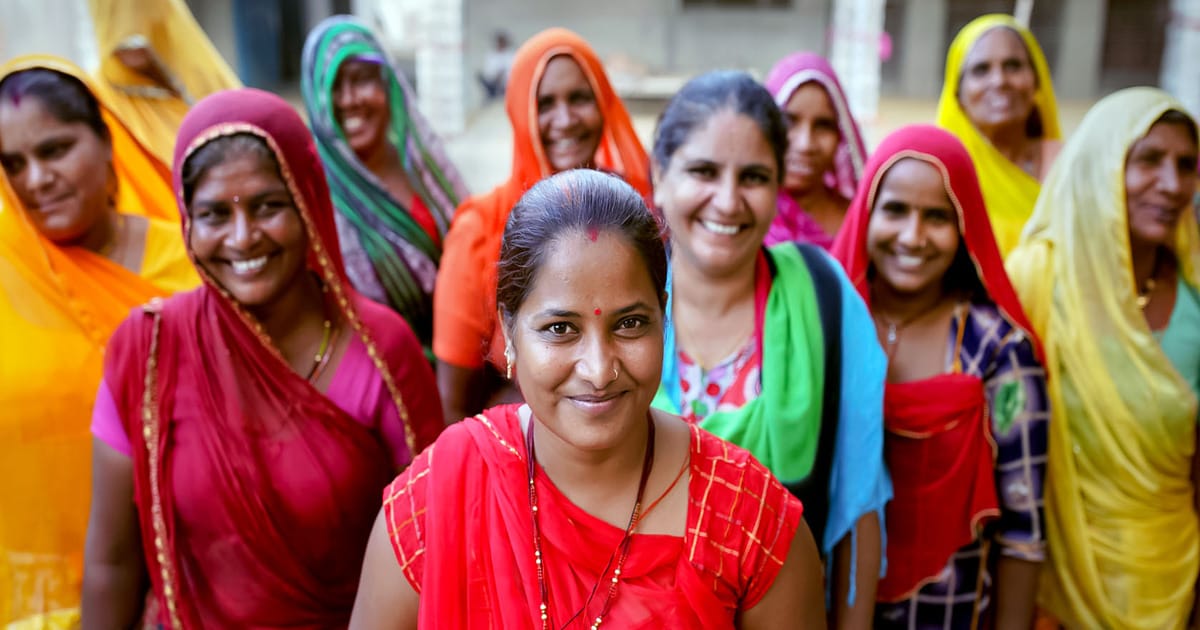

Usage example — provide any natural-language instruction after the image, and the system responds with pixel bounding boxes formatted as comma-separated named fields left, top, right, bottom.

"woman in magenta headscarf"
left=763, top=52, right=867, bottom=249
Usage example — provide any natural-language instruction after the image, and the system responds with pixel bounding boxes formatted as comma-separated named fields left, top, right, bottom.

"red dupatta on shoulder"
left=830, top=125, right=1042, bottom=601
left=105, top=88, right=439, bottom=627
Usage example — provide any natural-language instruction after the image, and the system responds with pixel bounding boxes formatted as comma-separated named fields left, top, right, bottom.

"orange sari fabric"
left=0, top=55, right=192, bottom=626
left=432, top=28, right=651, bottom=370
left=384, top=404, right=803, bottom=629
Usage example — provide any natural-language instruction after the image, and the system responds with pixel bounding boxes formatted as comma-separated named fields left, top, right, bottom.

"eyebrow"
left=533, top=301, right=653, bottom=319
left=191, top=187, right=290, bottom=209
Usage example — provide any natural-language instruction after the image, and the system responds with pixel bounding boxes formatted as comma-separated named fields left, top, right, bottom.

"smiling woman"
left=80, top=88, right=444, bottom=628
left=350, top=169, right=824, bottom=629
left=432, top=27, right=651, bottom=428
left=0, top=55, right=196, bottom=629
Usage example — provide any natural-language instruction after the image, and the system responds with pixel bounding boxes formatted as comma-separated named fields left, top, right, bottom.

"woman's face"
left=1125, top=120, right=1199, bottom=249
left=782, top=81, right=841, bottom=195
left=332, top=58, right=391, bottom=160
left=537, top=55, right=604, bottom=172
left=187, top=148, right=309, bottom=310
left=654, top=109, right=778, bottom=280
left=958, top=27, right=1038, bottom=135
left=0, top=96, right=112, bottom=244
left=866, top=158, right=961, bottom=298
left=507, top=228, right=663, bottom=453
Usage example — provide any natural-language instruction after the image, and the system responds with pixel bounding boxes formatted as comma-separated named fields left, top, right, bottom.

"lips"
left=567, top=391, right=624, bottom=414
left=700, top=219, right=743, bottom=236
left=342, top=115, right=367, bottom=134
left=228, top=254, right=270, bottom=276
left=32, top=192, right=74, bottom=212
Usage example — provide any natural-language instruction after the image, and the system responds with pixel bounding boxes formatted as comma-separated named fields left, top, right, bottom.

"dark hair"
left=496, top=169, right=667, bottom=329
left=0, top=68, right=109, bottom=142
left=1155, top=109, right=1198, bottom=145
left=652, top=70, right=787, bottom=182
left=180, top=133, right=281, bottom=207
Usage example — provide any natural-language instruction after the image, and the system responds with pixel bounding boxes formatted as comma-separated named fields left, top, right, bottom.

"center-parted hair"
left=497, top=169, right=667, bottom=328
left=652, top=70, right=787, bottom=181
left=180, top=132, right=282, bottom=207
left=0, top=68, right=110, bottom=143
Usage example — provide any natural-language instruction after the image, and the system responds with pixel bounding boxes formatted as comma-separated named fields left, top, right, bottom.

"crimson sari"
left=830, top=125, right=1043, bottom=602
left=103, top=88, right=443, bottom=627
left=383, top=404, right=803, bottom=628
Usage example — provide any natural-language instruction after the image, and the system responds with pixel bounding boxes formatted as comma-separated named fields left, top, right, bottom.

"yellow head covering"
left=937, top=14, right=1061, bottom=257
left=0, top=55, right=193, bottom=627
left=1006, top=87, right=1199, bottom=629
left=89, top=0, right=241, bottom=165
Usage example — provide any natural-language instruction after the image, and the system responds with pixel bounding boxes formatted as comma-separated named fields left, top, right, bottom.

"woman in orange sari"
left=352, top=169, right=824, bottom=629
left=433, top=27, right=651, bottom=423
left=0, top=55, right=195, bottom=628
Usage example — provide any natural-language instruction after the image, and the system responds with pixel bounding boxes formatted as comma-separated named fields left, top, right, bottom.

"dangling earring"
left=505, top=347, right=514, bottom=380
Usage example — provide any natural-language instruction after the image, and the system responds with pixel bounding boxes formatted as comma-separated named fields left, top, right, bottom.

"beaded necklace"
left=525, top=414, right=655, bottom=630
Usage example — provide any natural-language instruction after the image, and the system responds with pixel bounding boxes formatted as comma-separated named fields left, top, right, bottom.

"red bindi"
left=593, top=308, right=602, bottom=316
left=587, top=226, right=599, bottom=242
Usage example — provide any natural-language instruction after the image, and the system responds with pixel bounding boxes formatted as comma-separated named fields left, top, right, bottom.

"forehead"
left=784, top=81, right=836, bottom=117
left=537, top=55, right=591, bottom=96
left=966, top=27, right=1030, bottom=62
left=521, top=229, right=657, bottom=311
left=875, top=157, right=951, bottom=203
left=335, top=58, right=383, bottom=81
left=674, top=109, right=775, bottom=164
left=1132, top=121, right=1199, bottom=154
left=0, top=97, right=86, bottom=152
left=190, top=149, right=286, bottom=199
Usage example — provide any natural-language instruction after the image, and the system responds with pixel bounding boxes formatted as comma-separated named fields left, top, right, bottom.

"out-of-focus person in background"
left=1007, top=87, right=1200, bottom=629
left=0, top=55, right=195, bottom=629
left=433, top=27, right=651, bottom=425
left=302, top=15, right=468, bottom=360
left=478, top=29, right=514, bottom=102
left=763, top=52, right=867, bottom=250
left=937, top=14, right=1061, bottom=258
left=87, top=0, right=241, bottom=165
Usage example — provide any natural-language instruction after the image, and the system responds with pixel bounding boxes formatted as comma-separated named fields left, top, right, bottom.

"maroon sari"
left=103, top=88, right=443, bottom=628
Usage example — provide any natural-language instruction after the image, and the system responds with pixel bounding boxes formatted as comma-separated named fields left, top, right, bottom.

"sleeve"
left=432, top=207, right=494, bottom=370
left=985, top=325, right=1049, bottom=562
left=90, top=378, right=134, bottom=456
left=741, top=460, right=806, bottom=609
left=382, top=443, right=436, bottom=593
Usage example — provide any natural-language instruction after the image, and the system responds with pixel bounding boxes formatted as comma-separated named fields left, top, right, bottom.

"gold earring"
left=505, top=348, right=514, bottom=380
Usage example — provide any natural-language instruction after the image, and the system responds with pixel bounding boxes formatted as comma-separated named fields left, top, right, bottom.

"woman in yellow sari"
left=1007, top=87, right=1200, bottom=629
left=0, top=55, right=196, bottom=628
left=88, top=0, right=241, bottom=165
left=937, top=14, right=1061, bottom=257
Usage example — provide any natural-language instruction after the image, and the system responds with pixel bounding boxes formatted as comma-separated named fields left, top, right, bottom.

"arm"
left=349, top=510, right=419, bottom=630
left=830, top=513, right=881, bottom=630
left=994, top=557, right=1040, bottom=630
left=740, top=519, right=826, bottom=630
left=437, top=360, right=491, bottom=423
left=81, top=439, right=147, bottom=630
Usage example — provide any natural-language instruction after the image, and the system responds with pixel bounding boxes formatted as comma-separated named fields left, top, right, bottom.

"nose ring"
left=612, top=365, right=619, bottom=381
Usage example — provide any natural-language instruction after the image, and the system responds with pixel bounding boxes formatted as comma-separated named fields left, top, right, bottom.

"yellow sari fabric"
left=0, top=55, right=196, bottom=628
left=937, top=14, right=1061, bottom=257
left=1006, top=88, right=1200, bottom=629
left=88, top=0, right=240, bottom=165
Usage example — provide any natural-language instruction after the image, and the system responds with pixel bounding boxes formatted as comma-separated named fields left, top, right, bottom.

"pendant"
left=886, top=322, right=898, bottom=345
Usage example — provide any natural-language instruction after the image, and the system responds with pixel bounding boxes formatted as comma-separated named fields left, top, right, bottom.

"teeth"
left=343, top=116, right=365, bottom=133
left=701, top=220, right=741, bottom=236
left=231, top=256, right=268, bottom=275
left=894, top=254, right=924, bottom=268
left=551, top=138, right=579, bottom=150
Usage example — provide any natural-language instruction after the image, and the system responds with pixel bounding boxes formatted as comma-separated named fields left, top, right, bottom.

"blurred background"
left=1, top=0, right=1195, bottom=193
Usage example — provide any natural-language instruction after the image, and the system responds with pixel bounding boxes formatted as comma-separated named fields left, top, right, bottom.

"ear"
left=650, top=160, right=666, bottom=209
left=497, top=308, right=513, bottom=355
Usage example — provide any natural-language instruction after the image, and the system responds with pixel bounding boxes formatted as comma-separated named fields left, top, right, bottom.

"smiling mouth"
left=33, top=193, right=73, bottom=211
left=700, top=219, right=744, bottom=236
left=229, top=255, right=270, bottom=276
left=342, top=115, right=367, bottom=134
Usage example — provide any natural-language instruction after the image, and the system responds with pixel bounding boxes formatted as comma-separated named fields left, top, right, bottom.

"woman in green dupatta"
left=651, top=70, right=891, bottom=629
left=301, top=15, right=468, bottom=356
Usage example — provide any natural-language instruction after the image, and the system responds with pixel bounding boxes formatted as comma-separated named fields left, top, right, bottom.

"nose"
left=896, top=212, right=924, bottom=248
left=334, top=78, right=356, bottom=110
left=709, top=172, right=739, bottom=215
left=226, top=209, right=258, bottom=250
left=25, top=159, right=54, bottom=191
left=575, top=330, right=618, bottom=388
left=1157, top=160, right=1183, bottom=197
left=549, top=100, right=573, bottom=129
left=791, top=122, right=815, bottom=153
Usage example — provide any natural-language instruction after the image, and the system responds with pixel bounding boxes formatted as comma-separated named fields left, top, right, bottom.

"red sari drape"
left=105, top=88, right=443, bottom=627
left=383, top=404, right=803, bottom=629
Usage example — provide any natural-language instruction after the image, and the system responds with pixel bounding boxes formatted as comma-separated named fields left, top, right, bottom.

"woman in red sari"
left=80, top=88, right=444, bottom=628
left=830, top=125, right=1048, bottom=629
left=351, top=169, right=824, bottom=628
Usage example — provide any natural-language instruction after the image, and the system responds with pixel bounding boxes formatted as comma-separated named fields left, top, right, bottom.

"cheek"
left=580, top=105, right=603, bottom=136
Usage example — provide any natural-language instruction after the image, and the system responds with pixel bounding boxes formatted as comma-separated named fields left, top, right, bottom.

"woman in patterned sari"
left=1007, top=88, right=1200, bottom=629
left=831, top=124, right=1048, bottom=629
left=302, top=15, right=468, bottom=357
left=0, top=55, right=195, bottom=628
left=81, top=88, right=443, bottom=627
left=351, top=168, right=824, bottom=628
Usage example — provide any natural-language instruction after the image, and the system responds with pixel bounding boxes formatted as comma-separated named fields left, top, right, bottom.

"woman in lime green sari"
left=1007, top=87, right=1200, bottom=628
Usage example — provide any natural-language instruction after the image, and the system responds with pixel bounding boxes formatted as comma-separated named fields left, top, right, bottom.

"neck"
left=1130, top=239, right=1162, bottom=291
left=527, top=407, right=651, bottom=499
left=980, top=120, right=1033, bottom=166
left=76, top=209, right=118, bottom=255
left=871, top=277, right=950, bottom=323
left=362, top=141, right=403, bottom=179
left=250, top=271, right=327, bottom=348
left=670, top=250, right=756, bottom=320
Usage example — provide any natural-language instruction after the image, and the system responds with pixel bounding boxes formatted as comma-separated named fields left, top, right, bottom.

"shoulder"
left=352, top=292, right=423, bottom=357
left=138, top=216, right=199, bottom=294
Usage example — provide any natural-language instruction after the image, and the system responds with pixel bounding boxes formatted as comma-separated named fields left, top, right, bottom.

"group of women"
left=0, top=7, right=1196, bottom=630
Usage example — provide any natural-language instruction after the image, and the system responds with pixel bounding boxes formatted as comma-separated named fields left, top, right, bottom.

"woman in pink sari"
left=763, top=52, right=867, bottom=249
left=81, top=88, right=444, bottom=628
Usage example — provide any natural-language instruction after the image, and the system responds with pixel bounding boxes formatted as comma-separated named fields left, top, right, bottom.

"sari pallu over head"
left=105, top=88, right=427, bottom=628
left=432, top=27, right=652, bottom=370
left=763, top=52, right=867, bottom=249
left=88, top=0, right=241, bottom=165
left=301, top=15, right=468, bottom=353
left=830, top=124, right=1041, bottom=602
left=1006, top=88, right=1200, bottom=629
left=0, top=54, right=185, bottom=628
left=936, top=14, right=1061, bottom=258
